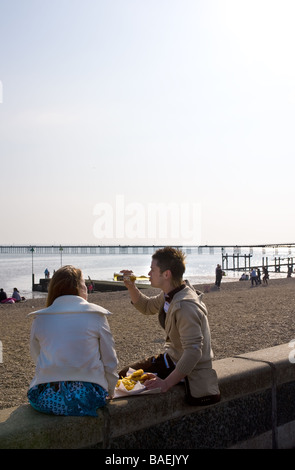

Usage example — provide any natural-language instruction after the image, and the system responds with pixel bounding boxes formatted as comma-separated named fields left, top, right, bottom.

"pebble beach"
left=1, top=277, right=295, bottom=410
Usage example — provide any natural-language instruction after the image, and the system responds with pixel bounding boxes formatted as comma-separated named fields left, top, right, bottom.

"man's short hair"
left=152, top=246, right=186, bottom=282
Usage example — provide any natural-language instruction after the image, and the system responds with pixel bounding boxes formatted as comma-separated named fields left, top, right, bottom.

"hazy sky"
left=1, top=0, right=295, bottom=246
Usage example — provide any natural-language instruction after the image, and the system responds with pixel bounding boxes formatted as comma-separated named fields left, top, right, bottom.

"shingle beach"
left=1, top=277, right=295, bottom=410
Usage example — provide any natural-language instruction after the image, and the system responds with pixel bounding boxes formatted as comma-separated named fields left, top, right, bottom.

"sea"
left=0, top=245, right=293, bottom=299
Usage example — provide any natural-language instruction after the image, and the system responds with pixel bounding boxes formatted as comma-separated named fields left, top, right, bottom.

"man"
left=120, top=247, right=220, bottom=406
left=0, top=288, right=7, bottom=302
left=215, top=264, right=223, bottom=289
left=250, top=268, right=258, bottom=287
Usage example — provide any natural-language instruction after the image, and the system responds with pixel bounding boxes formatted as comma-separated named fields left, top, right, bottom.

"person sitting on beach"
left=88, top=281, right=94, bottom=293
left=0, top=288, right=7, bottom=302
left=240, top=273, right=247, bottom=281
left=119, top=247, right=220, bottom=407
left=12, top=288, right=22, bottom=302
left=27, top=265, right=118, bottom=416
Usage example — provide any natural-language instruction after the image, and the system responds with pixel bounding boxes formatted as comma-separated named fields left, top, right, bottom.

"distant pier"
left=222, top=253, right=295, bottom=274
left=2, top=244, right=295, bottom=291
left=1, top=243, right=295, bottom=255
left=0, top=244, right=197, bottom=255
left=2, top=243, right=295, bottom=277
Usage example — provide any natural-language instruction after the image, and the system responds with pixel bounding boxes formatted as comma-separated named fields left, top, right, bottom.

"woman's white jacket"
left=28, top=295, right=118, bottom=395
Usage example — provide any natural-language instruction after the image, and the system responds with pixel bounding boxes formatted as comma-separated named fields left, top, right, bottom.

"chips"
left=116, top=369, right=149, bottom=390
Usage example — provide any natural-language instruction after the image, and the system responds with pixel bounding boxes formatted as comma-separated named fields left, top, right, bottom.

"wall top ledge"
left=0, top=343, right=294, bottom=449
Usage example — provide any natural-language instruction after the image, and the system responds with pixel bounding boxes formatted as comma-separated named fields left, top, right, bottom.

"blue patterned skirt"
left=27, top=381, right=108, bottom=417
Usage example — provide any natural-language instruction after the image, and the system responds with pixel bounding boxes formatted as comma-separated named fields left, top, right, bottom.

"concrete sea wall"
left=0, top=343, right=295, bottom=449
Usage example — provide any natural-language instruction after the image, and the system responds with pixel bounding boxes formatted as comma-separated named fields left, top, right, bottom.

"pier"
left=2, top=244, right=295, bottom=279
left=222, top=253, right=295, bottom=274
left=0, top=245, right=198, bottom=255
left=1, top=243, right=295, bottom=255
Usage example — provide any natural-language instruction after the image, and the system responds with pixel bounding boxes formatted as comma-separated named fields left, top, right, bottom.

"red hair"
left=46, top=265, right=83, bottom=307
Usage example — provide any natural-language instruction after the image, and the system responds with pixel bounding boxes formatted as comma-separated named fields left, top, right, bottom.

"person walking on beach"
left=27, top=265, right=118, bottom=416
left=215, top=264, right=223, bottom=289
left=119, top=247, right=220, bottom=406
left=250, top=268, right=258, bottom=286
left=263, top=267, right=269, bottom=285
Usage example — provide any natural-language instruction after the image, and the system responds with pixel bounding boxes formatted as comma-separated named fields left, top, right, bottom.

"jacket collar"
left=28, top=295, right=111, bottom=317
left=164, top=283, right=186, bottom=303
left=169, top=282, right=207, bottom=316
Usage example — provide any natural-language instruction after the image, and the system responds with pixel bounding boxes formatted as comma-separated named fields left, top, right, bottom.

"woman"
left=27, top=265, right=118, bottom=416
left=12, top=288, right=22, bottom=302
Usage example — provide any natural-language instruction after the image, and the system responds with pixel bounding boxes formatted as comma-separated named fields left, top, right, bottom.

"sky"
left=1, top=0, right=295, bottom=247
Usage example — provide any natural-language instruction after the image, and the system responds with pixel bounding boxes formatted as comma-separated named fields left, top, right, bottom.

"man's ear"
left=163, top=269, right=172, bottom=280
